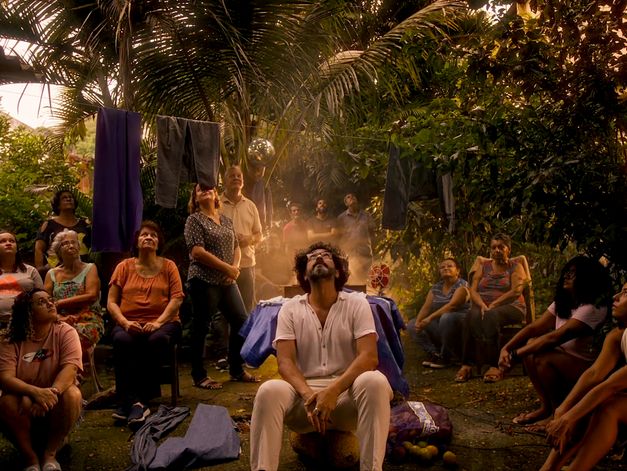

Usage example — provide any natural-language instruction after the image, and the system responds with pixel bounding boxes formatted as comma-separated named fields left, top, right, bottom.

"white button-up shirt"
left=273, top=291, right=377, bottom=378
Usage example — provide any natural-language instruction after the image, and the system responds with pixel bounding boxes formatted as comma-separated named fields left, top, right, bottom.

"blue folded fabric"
left=149, top=404, right=240, bottom=470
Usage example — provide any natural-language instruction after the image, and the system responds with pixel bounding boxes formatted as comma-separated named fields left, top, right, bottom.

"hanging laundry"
left=92, top=107, right=143, bottom=252
left=155, top=116, right=221, bottom=208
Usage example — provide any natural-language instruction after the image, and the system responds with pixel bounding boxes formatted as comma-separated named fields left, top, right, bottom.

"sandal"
left=194, top=377, right=223, bottom=390
left=42, top=459, right=62, bottom=471
left=483, top=367, right=504, bottom=383
left=454, top=365, right=472, bottom=383
left=231, top=371, right=260, bottom=383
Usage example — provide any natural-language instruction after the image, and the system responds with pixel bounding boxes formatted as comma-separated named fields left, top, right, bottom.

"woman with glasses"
left=0, top=289, right=82, bottom=471
left=498, top=256, right=610, bottom=427
left=185, top=184, right=259, bottom=390
left=44, top=230, right=103, bottom=353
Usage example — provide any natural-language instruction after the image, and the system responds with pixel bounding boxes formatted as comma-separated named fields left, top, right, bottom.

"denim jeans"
left=414, top=311, right=467, bottom=362
left=189, top=278, right=248, bottom=381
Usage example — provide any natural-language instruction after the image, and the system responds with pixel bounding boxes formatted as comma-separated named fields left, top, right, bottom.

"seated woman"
left=539, top=282, right=627, bottom=471
left=44, top=230, right=103, bottom=353
left=107, top=221, right=184, bottom=428
left=412, top=258, right=470, bottom=368
left=0, top=230, right=43, bottom=329
left=498, top=256, right=610, bottom=426
left=456, top=233, right=527, bottom=383
left=0, top=289, right=83, bottom=471
left=35, top=190, right=91, bottom=276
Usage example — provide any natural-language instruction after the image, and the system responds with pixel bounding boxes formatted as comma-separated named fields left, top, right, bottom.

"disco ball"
left=247, top=138, right=275, bottom=167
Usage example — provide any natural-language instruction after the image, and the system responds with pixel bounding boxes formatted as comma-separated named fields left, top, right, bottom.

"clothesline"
left=67, top=102, right=395, bottom=143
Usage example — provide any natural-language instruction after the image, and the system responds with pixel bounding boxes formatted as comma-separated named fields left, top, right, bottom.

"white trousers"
left=250, top=370, right=393, bottom=471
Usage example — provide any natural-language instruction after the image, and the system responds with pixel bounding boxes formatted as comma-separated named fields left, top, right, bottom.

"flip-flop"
left=42, top=459, right=62, bottom=471
left=231, top=371, right=260, bottom=383
left=454, top=366, right=472, bottom=383
left=483, top=367, right=504, bottom=383
left=194, top=377, right=223, bottom=390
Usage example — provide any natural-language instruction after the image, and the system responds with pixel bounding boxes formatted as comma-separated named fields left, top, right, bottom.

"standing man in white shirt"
left=221, top=164, right=263, bottom=313
left=249, top=242, right=392, bottom=471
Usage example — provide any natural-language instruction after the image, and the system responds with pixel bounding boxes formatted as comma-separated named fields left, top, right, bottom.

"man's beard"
left=308, top=262, right=336, bottom=282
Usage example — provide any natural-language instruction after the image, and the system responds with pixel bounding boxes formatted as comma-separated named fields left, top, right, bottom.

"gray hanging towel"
left=127, top=405, right=190, bottom=471
left=149, top=403, right=240, bottom=469
left=156, top=116, right=221, bottom=208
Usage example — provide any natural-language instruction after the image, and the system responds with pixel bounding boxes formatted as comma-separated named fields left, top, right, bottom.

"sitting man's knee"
left=353, top=370, right=390, bottom=394
left=255, top=379, right=291, bottom=401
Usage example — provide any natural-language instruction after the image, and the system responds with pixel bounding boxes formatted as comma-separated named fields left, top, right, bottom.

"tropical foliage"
left=0, top=115, right=79, bottom=255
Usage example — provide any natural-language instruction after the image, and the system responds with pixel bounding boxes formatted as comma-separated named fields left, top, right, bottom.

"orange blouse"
left=109, top=258, right=184, bottom=324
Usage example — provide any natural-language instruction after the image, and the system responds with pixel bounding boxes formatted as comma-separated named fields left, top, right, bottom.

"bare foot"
left=512, top=407, right=550, bottom=425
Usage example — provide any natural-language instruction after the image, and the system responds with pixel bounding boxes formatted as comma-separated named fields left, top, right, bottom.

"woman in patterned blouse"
left=184, top=183, right=259, bottom=390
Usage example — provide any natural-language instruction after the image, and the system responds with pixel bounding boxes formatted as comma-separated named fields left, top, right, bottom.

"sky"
left=0, top=83, right=63, bottom=128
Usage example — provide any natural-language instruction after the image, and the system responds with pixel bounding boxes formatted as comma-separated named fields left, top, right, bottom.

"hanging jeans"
left=155, top=116, right=220, bottom=208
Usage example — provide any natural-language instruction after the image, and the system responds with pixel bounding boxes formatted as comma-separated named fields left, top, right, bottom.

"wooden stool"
left=290, top=430, right=359, bottom=468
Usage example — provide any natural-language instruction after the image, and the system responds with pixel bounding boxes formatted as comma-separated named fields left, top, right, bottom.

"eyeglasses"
left=306, top=251, right=333, bottom=261
left=34, top=297, right=53, bottom=307
left=564, top=268, right=576, bottom=279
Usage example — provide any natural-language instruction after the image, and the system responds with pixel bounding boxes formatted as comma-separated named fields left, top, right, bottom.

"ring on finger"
left=313, top=407, right=320, bottom=415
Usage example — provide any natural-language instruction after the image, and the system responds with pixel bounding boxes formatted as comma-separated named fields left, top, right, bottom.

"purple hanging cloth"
left=92, top=107, right=143, bottom=252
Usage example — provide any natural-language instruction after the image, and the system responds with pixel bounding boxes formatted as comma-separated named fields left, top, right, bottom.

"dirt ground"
left=1, top=334, right=627, bottom=471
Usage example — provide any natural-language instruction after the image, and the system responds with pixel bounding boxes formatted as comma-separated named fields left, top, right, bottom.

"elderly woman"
left=185, top=183, right=258, bottom=390
left=498, top=256, right=610, bottom=427
left=539, top=283, right=627, bottom=471
left=0, top=231, right=43, bottom=329
left=44, top=230, right=103, bottom=353
left=35, top=190, right=91, bottom=275
left=0, top=289, right=83, bottom=471
left=412, top=258, right=470, bottom=369
left=455, top=233, right=527, bottom=383
left=107, top=220, right=184, bottom=428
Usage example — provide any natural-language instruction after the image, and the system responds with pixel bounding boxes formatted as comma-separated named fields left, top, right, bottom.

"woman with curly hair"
left=0, top=289, right=82, bottom=471
left=499, top=256, right=610, bottom=427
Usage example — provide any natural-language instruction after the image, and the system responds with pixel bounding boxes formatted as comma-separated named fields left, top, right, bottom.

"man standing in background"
left=221, top=165, right=263, bottom=313
left=337, top=193, right=375, bottom=284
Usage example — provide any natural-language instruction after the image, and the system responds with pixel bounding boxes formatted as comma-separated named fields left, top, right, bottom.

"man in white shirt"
left=220, top=165, right=263, bottom=313
left=249, top=242, right=392, bottom=471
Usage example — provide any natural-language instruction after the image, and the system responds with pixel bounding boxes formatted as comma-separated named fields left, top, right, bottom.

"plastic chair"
left=469, top=255, right=535, bottom=373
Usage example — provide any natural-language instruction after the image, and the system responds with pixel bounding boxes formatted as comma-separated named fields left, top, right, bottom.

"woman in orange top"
left=107, top=221, right=184, bottom=428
